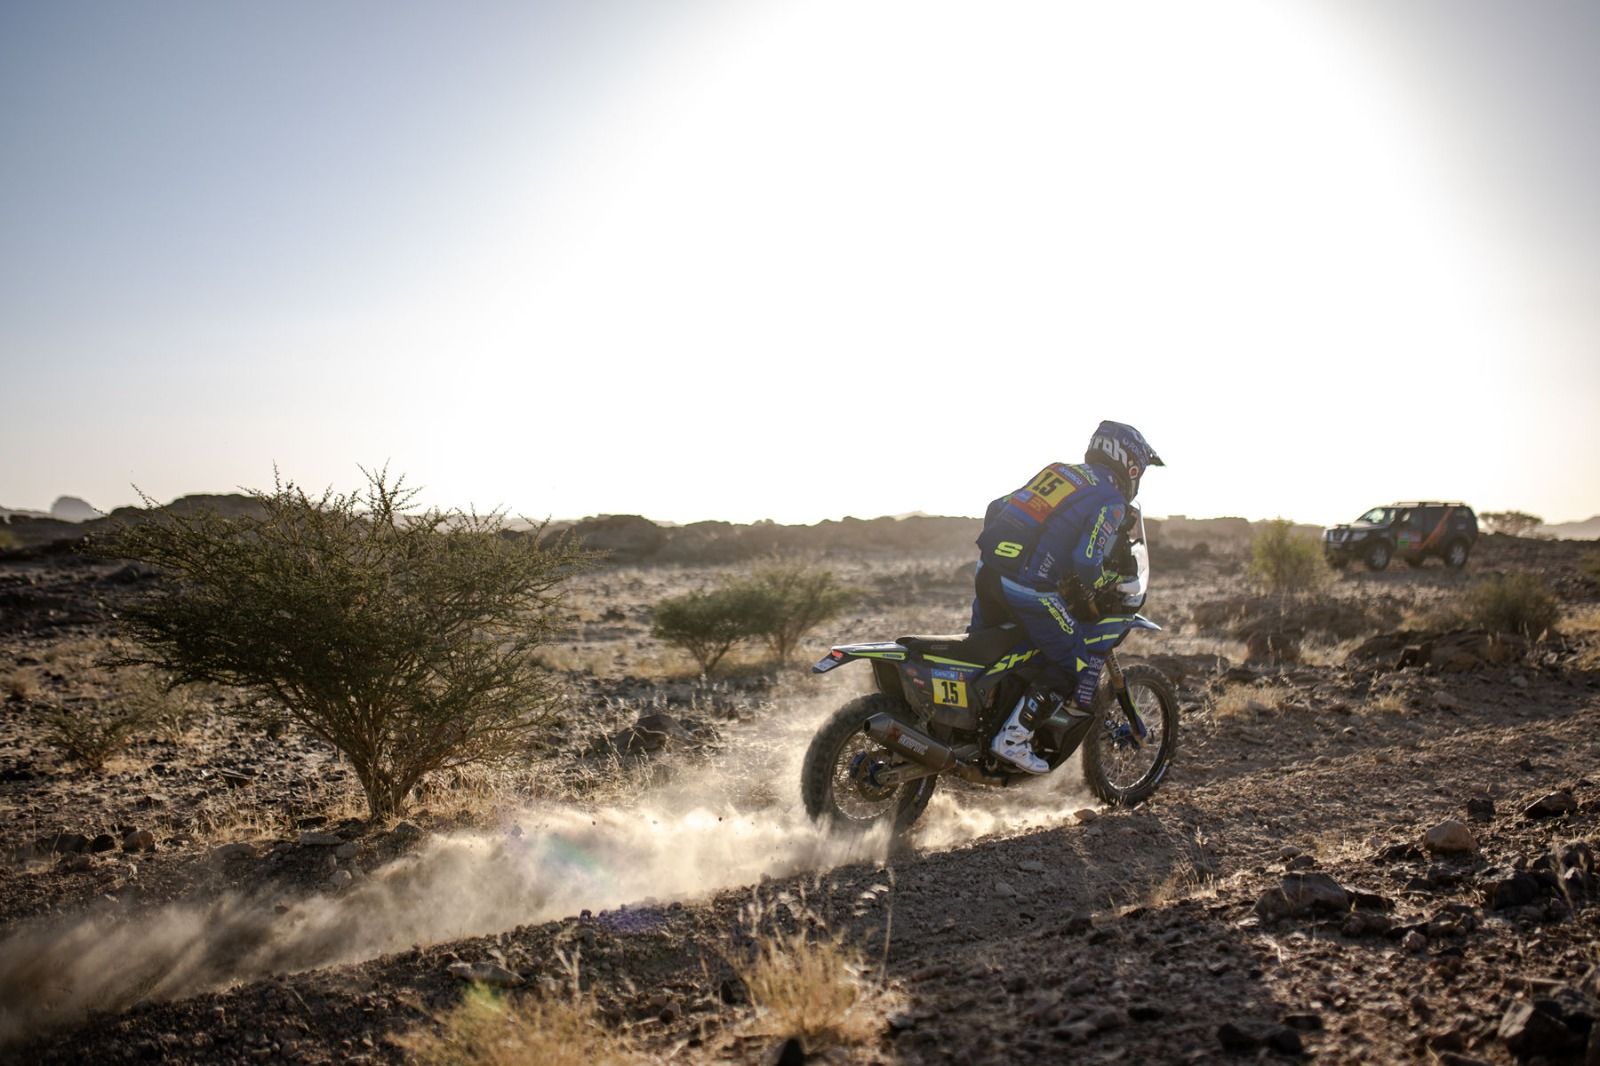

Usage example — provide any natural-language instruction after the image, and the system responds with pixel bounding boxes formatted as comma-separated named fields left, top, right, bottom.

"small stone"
left=1266, top=1027, right=1305, bottom=1056
left=1278, top=845, right=1304, bottom=860
left=1523, top=790, right=1577, bottom=819
left=1217, top=1022, right=1262, bottom=1051
left=334, top=842, right=358, bottom=860
left=1282, top=1012, right=1324, bottom=1031
left=769, top=1036, right=806, bottom=1066
left=89, top=834, right=118, bottom=853
left=327, top=869, right=353, bottom=889
left=388, top=822, right=423, bottom=845
left=210, top=842, right=259, bottom=862
left=121, top=829, right=156, bottom=853
left=298, top=831, right=344, bottom=846
left=446, top=961, right=524, bottom=987
left=1017, top=859, right=1046, bottom=874
left=1403, top=930, right=1427, bottom=953
left=1465, top=797, right=1494, bottom=822
left=994, top=879, right=1017, bottom=899
left=1073, top=808, right=1099, bottom=823
left=1498, top=999, right=1585, bottom=1057
left=1424, top=819, right=1477, bottom=856
left=1287, top=854, right=1315, bottom=871
left=886, top=1011, right=918, bottom=1033
left=1255, top=872, right=1349, bottom=921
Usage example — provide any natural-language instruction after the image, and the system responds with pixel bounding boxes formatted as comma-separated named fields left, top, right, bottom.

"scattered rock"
left=1403, top=930, right=1427, bottom=953
left=121, top=829, right=155, bottom=853
left=1255, top=872, right=1350, bottom=921
left=446, top=962, right=524, bottom=987
left=1481, top=868, right=1545, bottom=911
left=388, top=822, right=423, bottom=847
left=334, top=842, right=358, bottom=860
left=1073, top=809, right=1099, bottom=824
left=1282, top=1012, right=1324, bottom=1031
left=1523, top=790, right=1577, bottom=819
left=327, top=869, right=353, bottom=889
left=1465, top=796, right=1494, bottom=823
left=298, top=831, right=344, bottom=847
left=1216, top=1022, right=1262, bottom=1052
left=1266, top=1027, right=1305, bottom=1056
left=89, top=833, right=117, bottom=853
left=994, top=879, right=1017, bottom=899
left=1423, top=819, right=1477, bottom=856
left=607, top=712, right=693, bottom=755
left=769, top=1036, right=806, bottom=1066
left=210, top=842, right=259, bottom=862
left=1498, top=998, right=1587, bottom=1058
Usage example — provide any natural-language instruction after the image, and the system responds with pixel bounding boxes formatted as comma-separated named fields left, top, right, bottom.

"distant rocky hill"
left=1537, top=515, right=1600, bottom=540
left=1, top=494, right=1327, bottom=562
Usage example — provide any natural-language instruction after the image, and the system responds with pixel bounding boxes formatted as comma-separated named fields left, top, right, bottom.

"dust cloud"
left=0, top=685, right=1091, bottom=1043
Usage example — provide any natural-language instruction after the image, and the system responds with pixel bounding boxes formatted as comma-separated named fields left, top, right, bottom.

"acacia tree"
left=1480, top=511, right=1543, bottom=537
left=101, top=468, right=587, bottom=819
left=745, top=562, right=852, bottom=663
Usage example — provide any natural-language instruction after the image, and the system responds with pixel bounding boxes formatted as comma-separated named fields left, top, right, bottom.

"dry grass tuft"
left=397, top=985, right=641, bottom=1066
left=1210, top=683, right=1292, bottom=720
left=1561, top=607, right=1600, bottom=671
left=1368, top=691, right=1408, bottom=715
left=736, top=928, right=888, bottom=1051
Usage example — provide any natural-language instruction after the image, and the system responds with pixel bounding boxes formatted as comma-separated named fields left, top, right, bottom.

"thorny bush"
left=1462, top=572, right=1561, bottom=639
left=1248, top=519, right=1327, bottom=598
left=100, top=467, right=589, bottom=818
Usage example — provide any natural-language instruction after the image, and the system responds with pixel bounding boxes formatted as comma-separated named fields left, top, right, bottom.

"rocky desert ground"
left=1, top=512, right=1598, bottom=1064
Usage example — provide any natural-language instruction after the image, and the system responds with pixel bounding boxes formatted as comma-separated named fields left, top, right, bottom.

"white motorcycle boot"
left=990, top=694, right=1049, bottom=774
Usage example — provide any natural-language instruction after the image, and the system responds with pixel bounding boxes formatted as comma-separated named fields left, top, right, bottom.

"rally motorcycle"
left=801, top=513, right=1178, bottom=835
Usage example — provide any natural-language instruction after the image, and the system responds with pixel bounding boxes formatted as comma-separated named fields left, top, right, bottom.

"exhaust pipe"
left=863, top=713, right=956, bottom=772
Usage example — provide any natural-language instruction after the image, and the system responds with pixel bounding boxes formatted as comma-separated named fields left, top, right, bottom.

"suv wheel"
left=1444, top=539, right=1470, bottom=569
left=1365, top=542, right=1392, bottom=571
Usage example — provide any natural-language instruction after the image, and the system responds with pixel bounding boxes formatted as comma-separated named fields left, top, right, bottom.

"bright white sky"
left=3, top=1, right=1597, bottom=526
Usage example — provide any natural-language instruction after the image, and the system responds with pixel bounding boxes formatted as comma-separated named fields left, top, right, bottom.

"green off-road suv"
left=1323, top=502, right=1478, bottom=571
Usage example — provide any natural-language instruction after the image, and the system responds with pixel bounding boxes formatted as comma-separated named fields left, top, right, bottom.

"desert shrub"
left=99, top=467, right=588, bottom=819
left=0, top=526, right=18, bottom=551
left=117, top=668, right=210, bottom=741
left=736, top=927, right=884, bottom=1051
left=1248, top=519, right=1327, bottom=597
left=1461, top=573, right=1561, bottom=638
left=650, top=585, right=768, bottom=675
left=26, top=681, right=169, bottom=771
left=1480, top=511, right=1543, bottom=537
left=398, top=985, right=639, bottom=1066
left=743, top=563, right=852, bottom=663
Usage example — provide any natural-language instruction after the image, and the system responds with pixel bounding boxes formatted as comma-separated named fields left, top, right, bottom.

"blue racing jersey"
left=975, top=462, right=1128, bottom=597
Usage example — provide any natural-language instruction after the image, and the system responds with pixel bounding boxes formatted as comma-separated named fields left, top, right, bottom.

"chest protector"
left=976, top=463, right=1100, bottom=579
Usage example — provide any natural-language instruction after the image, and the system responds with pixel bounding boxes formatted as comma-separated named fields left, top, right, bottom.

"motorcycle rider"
left=969, top=421, right=1164, bottom=773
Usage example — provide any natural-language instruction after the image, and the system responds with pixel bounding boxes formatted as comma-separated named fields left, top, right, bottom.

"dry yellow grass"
left=1561, top=607, right=1600, bottom=670
left=1368, top=691, right=1409, bottom=715
left=735, top=927, right=893, bottom=1052
left=396, top=986, right=641, bottom=1066
left=1210, top=683, right=1292, bottom=719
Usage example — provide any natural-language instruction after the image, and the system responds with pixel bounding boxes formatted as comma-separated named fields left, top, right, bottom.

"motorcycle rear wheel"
left=801, top=693, right=938, bottom=835
left=1082, top=664, right=1179, bottom=806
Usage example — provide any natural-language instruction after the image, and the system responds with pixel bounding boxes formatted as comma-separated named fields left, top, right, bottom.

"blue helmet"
left=1085, top=421, right=1164, bottom=499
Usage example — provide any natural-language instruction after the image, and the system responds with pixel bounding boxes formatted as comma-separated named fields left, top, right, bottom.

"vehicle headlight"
left=1350, top=530, right=1368, bottom=540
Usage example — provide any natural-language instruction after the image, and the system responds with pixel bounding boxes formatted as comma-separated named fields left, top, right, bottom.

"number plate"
left=932, top=678, right=968, bottom=708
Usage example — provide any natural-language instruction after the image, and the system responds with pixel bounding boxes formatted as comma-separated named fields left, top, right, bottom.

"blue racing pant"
left=970, top=564, right=1132, bottom=708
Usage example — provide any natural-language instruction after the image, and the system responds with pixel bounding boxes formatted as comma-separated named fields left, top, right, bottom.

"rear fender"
left=812, top=641, right=908, bottom=674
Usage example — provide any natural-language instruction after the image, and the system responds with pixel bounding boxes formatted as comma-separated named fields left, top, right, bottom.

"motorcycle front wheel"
left=1082, top=664, right=1179, bottom=806
left=801, top=693, right=939, bottom=836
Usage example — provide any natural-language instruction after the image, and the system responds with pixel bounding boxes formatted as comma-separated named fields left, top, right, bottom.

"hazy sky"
left=3, top=1, right=1597, bottom=526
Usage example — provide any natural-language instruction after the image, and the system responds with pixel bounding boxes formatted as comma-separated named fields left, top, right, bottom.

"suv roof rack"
left=1389, top=501, right=1470, bottom=509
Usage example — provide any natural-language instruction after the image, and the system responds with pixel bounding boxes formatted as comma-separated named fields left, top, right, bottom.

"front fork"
left=1104, top=650, right=1150, bottom=744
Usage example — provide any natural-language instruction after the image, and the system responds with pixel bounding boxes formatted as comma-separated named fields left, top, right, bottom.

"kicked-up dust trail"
left=0, top=686, right=1092, bottom=1043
